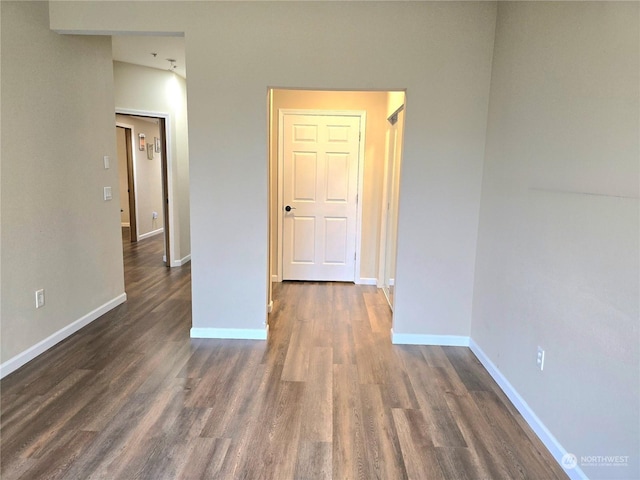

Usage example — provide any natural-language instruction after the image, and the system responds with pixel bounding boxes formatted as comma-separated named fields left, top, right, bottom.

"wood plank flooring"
left=1, top=232, right=568, bottom=479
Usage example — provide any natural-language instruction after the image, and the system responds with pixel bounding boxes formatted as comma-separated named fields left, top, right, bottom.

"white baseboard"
left=0, top=293, right=127, bottom=379
left=190, top=326, right=268, bottom=340
left=388, top=331, right=584, bottom=478
left=390, top=330, right=470, bottom=346
left=121, top=222, right=130, bottom=227
left=171, top=254, right=191, bottom=267
left=267, top=300, right=273, bottom=314
left=468, top=340, right=587, bottom=480
left=271, top=274, right=279, bottom=283
left=138, top=228, right=164, bottom=241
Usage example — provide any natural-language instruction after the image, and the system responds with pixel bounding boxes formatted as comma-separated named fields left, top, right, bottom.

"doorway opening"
left=379, top=105, right=405, bottom=309
left=115, top=113, right=171, bottom=266
left=267, top=88, right=406, bottom=312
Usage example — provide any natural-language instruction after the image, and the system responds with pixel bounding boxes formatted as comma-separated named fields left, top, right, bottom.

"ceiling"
left=112, top=35, right=187, bottom=78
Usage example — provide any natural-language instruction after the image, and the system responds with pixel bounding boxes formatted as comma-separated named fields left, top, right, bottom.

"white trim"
left=0, top=293, right=127, bottom=379
left=267, top=300, right=273, bottom=314
left=171, top=254, right=191, bottom=267
left=382, top=286, right=393, bottom=311
left=390, top=330, right=470, bottom=346
left=357, top=277, right=377, bottom=286
left=190, top=326, right=268, bottom=340
left=277, top=109, right=366, bottom=283
left=271, top=274, right=279, bottom=283
left=354, top=113, right=366, bottom=284
left=378, top=128, right=393, bottom=287
left=116, top=108, right=176, bottom=267
left=121, top=222, right=130, bottom=228
left=387, top=331, right=584, bottom=478
left=469, top=340, right=588, bottom=480
left=138, top=227, right=164, bottom=240
left=276, top=110, right=285, bottom=283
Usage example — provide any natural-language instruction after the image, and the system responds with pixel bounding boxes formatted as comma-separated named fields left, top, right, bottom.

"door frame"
left=116, top=108, right=175, bottom=267
left=377, top=104, right=404, bottom=288
left=378, top=106, right=404, bottom=311
left=377, top=127, right=392, bottom=288
left=116, top=123, right=138, bottom=243
left=276, top=109, right=366, bottom=283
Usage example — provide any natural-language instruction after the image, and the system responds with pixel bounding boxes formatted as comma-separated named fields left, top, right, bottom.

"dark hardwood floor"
left=1, top=231, right=568, bottom=479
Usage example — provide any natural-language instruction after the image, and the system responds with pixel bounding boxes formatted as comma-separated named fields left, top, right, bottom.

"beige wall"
left=50, top=1, right=496, bottom=338
left=387, top=92, right=405, bottom=118
left=1, top=1, right=124, bottom=364
left=270, top=89, right=390, bottom=282
left=113, top=61, right=190, bottom=263
left=472, top=3, right=639, bottom=478
left=116, top=114, right=164, bottom=238
left=5, top=1, right=636, bottom=474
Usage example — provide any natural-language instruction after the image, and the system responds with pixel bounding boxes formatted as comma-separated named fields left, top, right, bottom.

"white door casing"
left=279, top=111, right=365, bottom=282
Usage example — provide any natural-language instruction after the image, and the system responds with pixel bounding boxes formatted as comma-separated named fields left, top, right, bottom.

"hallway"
left=1, top=234, right=566, bottom=479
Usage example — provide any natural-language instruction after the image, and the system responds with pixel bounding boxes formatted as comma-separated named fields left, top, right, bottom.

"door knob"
left=285, top=205, right=296, bottom=212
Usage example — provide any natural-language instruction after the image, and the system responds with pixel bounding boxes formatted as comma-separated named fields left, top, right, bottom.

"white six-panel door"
left=281, top=113, right=362, bottom=281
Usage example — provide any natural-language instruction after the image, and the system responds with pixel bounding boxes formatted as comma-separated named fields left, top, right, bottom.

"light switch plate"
left=35, top=289, right=45, bottom=308
left=537, top=346, right=545, bottom=371
left=103, top=155, right=110, bottom=169
left=104, top=186, right=112, bottom=201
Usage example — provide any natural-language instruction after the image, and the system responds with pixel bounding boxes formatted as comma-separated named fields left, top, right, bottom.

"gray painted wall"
left=1, top=1, right=124, bottom=364
left=50, top=1, right=497, bottom=336
left=472, top=3, right=639, bottom=478
left=1, top=1, right=635, bottom=476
